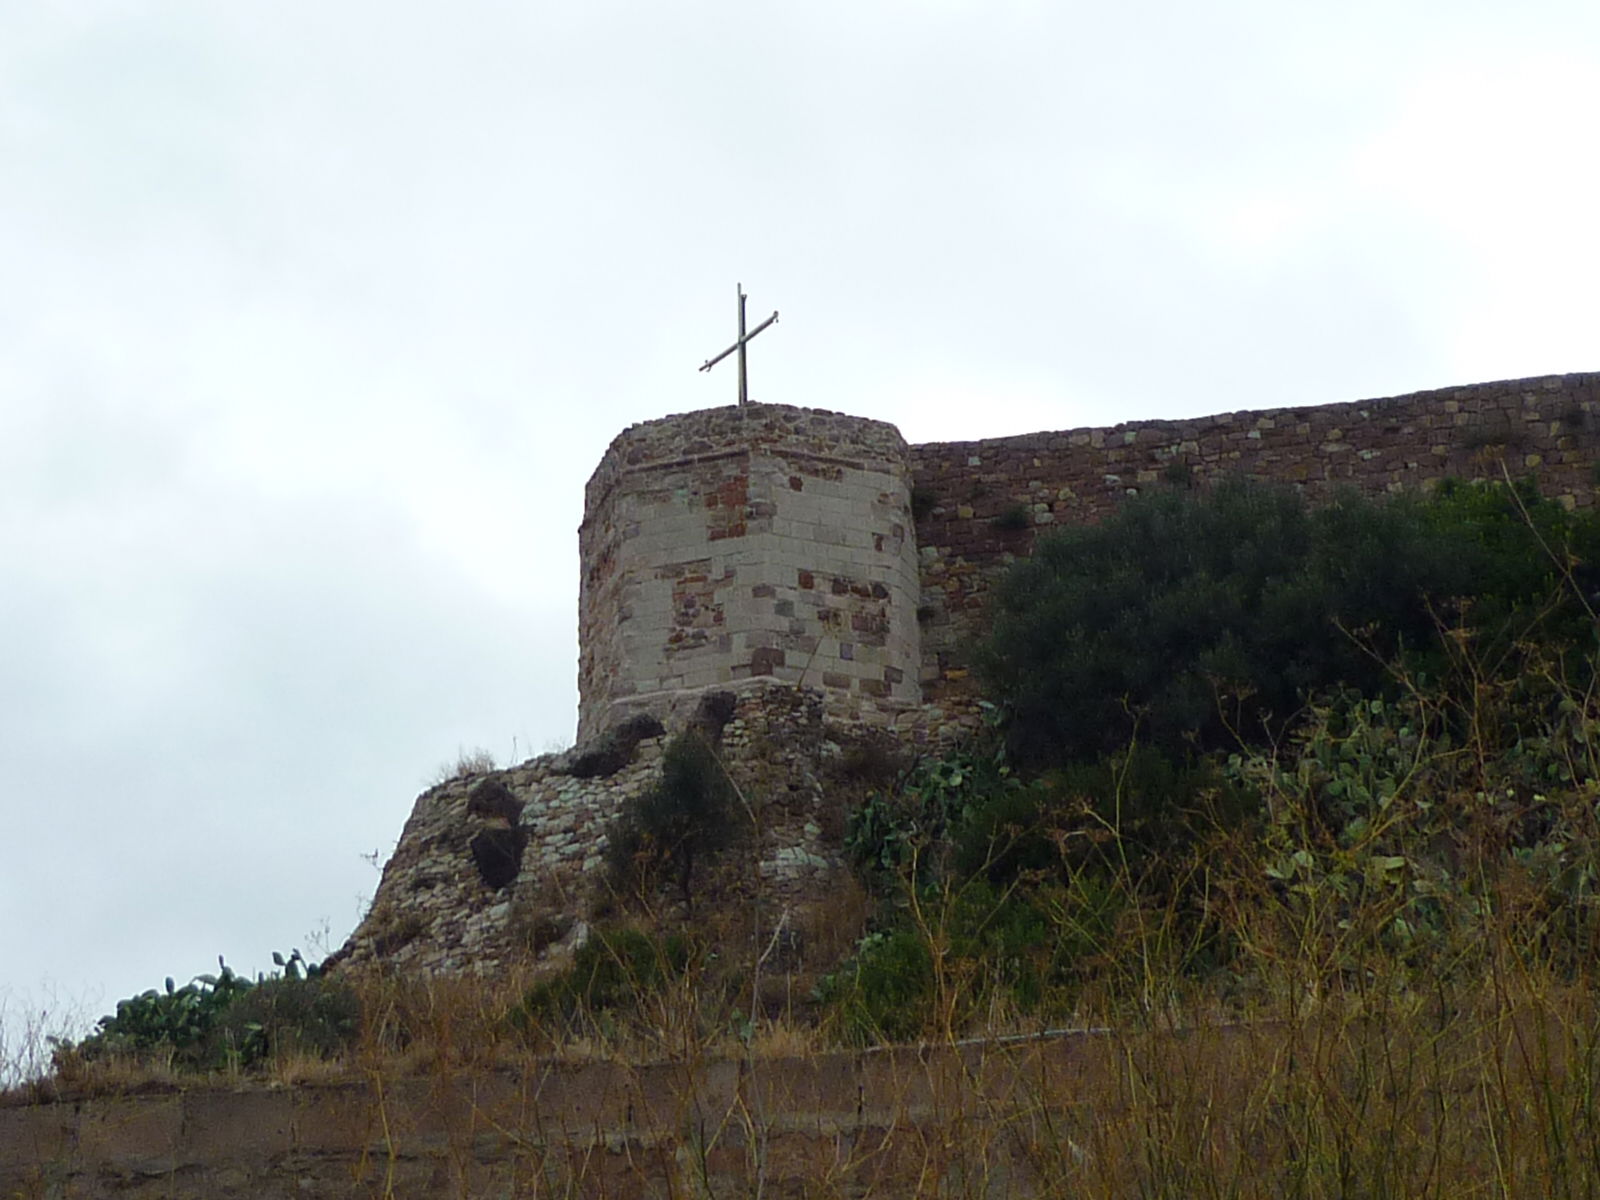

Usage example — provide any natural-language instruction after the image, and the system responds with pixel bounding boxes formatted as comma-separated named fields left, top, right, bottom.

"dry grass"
left=17, top=848, right=1600, bottom=1194
left=18, top=965, right=1600, bottom=1195
left=0, top=986, right=95, bottom=1106
left=18, top=628, right=1600, bottom=1191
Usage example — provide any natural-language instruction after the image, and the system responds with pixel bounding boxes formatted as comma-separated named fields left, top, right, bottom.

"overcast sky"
left=5, top=1, right=1600, bottom=1049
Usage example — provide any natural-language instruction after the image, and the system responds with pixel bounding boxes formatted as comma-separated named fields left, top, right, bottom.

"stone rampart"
left=909, top=372, right=1600, bottom=697
left=342, top=372, right=1600, bottom=977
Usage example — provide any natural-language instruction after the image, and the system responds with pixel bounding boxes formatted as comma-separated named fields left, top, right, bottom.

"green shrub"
left=69, top=962, right=253, bottom=1068
left=845, top=735, right=1016, bottom=883
left=948, top=746, right=1251, bottom=919
left=1210, top=651, right=1600, bottom=986
left=816, top=875, right=1132, bottom=1042
left=212, top=970, right=359, bottom=1066
left=943, top=880, right=1061, bottom=1009
left=948, top=782, right=1060, bottom=885
left=604, top=733, right=744, bottom=906
left=1421, top=477, right=1600, bottom=661
left=63, top=951, right=351, bottom=1071
left=814, top=928, right=933, bottom=1044
left=979, top=477, right=1600, bottom=768
left=516, top=926, right=692, bottom=1034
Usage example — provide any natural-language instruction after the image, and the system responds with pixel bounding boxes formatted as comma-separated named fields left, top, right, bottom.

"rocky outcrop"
left=334, top=682, right=921, bottom=975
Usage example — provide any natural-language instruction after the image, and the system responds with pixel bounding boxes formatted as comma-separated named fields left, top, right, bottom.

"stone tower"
left=577, top=404, right=922, bottom=742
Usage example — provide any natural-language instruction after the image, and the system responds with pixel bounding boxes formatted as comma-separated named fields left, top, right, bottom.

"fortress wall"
left=909, top=372, right=1600, bottom=700
left=339, top=372, right=1600, bottom=979
left=578, top=404, right=922, bottom=743
left=338, top=683, right=867, bottom=976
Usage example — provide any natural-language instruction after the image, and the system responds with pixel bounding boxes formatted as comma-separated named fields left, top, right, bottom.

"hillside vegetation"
left=829, top=477, right=1600, bottom=1037
left=18, top=475, right=1600, bottom=1195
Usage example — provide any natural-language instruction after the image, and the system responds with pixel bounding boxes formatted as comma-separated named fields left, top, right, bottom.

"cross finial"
left=698, top=283, right=779, bottom=406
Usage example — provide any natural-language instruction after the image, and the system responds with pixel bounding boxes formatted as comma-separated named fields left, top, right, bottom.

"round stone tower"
left=577, top=404, right=922, bottom=742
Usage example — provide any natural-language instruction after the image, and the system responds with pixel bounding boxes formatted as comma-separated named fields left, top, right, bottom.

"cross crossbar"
left=699, top=283, right=778, bottom=406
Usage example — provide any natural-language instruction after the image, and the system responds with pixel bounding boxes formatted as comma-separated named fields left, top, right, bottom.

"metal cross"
left=698, top=283, right=778, bottom=406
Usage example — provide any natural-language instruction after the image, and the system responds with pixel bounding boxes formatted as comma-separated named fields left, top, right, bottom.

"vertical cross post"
left=737, top=285, right=749, bottom=406
left=699, top=283, right=779, bottom=406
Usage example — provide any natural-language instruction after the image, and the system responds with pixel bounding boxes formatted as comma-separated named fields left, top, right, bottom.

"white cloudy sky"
left=4, top=0, right=1600, bottom=1042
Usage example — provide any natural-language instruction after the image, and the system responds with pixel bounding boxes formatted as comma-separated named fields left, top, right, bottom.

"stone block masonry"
left=910, top=372, right=1600, bottom=700
left=578, top=404, right=923, bottom=743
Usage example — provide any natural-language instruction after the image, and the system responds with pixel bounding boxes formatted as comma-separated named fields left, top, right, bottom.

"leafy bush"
left=516, top=926, right=692, bottom=1035
left=604, top=733, right=745, bottom=906
left=815, top=872, right=1134, bottom=1041
left=980, top=477, right=1600, bottom=768
left=833, top=735, right=1243, bottom=1037
left=952, top=746, right=1253, bottom=887
left=62, top=951, right=354, bottom=1071
left=1420, top=477, right=1600, bottom=663
left=946, top=782, right=1060, bottom=885
left=68, top=961, right=254, bottom=1068
left=845, top=727, right=1015, bottom=883
left=213, top=963, right=360, bottom=1065
left=814, top=928, right=933, bottom=1043
left=1220, top=663, right=1600, bottom=985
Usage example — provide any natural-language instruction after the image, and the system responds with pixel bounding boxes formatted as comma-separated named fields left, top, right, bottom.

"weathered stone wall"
left=338, top=741, right=661, bottom=975
left=345, top=372, right=1600, bottom=977
left=338, top=683, right=906, bottom=976
left=577, top=404, right=923, bottom=742
left=1, top=1027, right=1271, bottom=1199
left=909, top=372, right=1600, bottom=697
